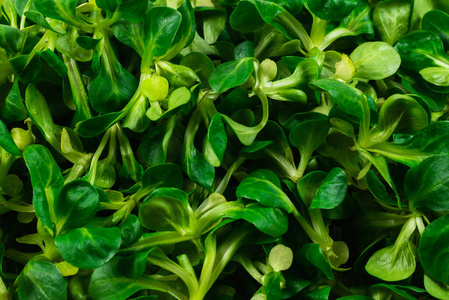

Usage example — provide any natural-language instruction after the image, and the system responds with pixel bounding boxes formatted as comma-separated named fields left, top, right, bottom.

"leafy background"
left=1, top=0, right=449, bottom=299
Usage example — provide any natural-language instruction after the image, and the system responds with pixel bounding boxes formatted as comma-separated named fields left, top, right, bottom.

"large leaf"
left=373, top=0, right=413, bottom=45
left=306, top=0, right=357, bottom=21
left=236, top=169, right=294, bottom=213
left=54, top=180, right=100, bottom=234
left=23, top=145, right=64, bottom=231
left=17, top=260, right=67, bottom=300
left=55, top=227, right=122, bottom=269
left=420, top=214, right=449, bottom=285
left=209, top=57, right=256, bottom=93
left=310, top=168, right=347, bottom=210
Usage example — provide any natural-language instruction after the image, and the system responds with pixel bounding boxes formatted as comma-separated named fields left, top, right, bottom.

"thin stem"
left=215, top=156, right=246, bottom=195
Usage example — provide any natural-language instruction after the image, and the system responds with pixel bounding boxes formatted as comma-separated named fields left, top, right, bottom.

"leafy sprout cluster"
left=1, top=0, right=449, bottom=299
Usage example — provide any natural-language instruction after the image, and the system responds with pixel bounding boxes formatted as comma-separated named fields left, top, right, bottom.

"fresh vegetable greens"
left=1, top=0, right=449, bottom=299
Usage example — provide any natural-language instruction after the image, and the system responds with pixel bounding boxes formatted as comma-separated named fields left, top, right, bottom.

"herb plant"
left=1, top=0, right=449, bottom=299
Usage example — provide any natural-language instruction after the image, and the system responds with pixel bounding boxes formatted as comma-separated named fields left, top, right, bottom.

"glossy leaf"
left=112, top=19, right=144, bottom=56
left=204, top=114, right=227, bottom=167
left=225, top=203, right=288, bottom=237
left=119, top=214, right=141, bottom=247
left=76, top=111, right=123, bottom=138
left=236, top=169, right=294, bottom=213
left=54, top=180, right=100, bottom=234
left=55, top=227, right=122, bottom=269
left=89, top=253, right=155, bottom=300
left=297, top=243, right=334, bottom=280
left=419, top=214, right=449, bottom=285
left=23, top=145, right=64, bottom=231
left=310, top=168, right=347, bottom=210
left=143, top=6, right=181, bottom=64
left=0, top=80, right=27, bottom=124
left=306, top=0, right=357, bottom=21
left=395, top=31, right=449, bottom=74
left=209, top=57, right=256, bottom=93
left=96, top=0, right=147, bottom=23
left=0, top=119, right=20, bottom=156
left=139, top=188, right=194, bottom=233
left=34, top=0, right=83, bottom=25
left=37, top=49, right=68, bottom=77
left=140, top=163, right=184, bottom=193
left=17, top=260, right=67, bottom=300
left=264, top=271, right=282, bottom=299
left=183, top=143, right=215, bottom=191
left=422, top=10, right=449, bottom=50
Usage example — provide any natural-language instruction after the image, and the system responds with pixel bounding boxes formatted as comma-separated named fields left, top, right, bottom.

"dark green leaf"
left=297, top=243, right=334, bottom=280
left=264, top=271, right=282, bottom=300
left=203, top=114, right=227, bottom=167
left=119, top=215, right=141, bottom=247
left=34, top=0, right=84, bottom=26
left=0, top=119, right=20, bottom=156
left=54, top=180, right=100, bottom=234
left=306, top=0, right=357, bottom=21
left=422, top=10, right=449, bottom=50
left=310, top=168, right=347, bottom=210
left=0, top=80, right=27, bottom=124
left=76, top=111, right=123, bottom=138
left=37, top=49, right=68, bottom=77
left=419, top=216, right=449, bottom=284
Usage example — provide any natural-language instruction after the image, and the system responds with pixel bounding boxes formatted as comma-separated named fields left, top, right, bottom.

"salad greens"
left=1, top=0, right=449, bottom=299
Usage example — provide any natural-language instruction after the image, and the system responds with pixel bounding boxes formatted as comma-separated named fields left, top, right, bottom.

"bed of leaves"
left=1, top=0, right=449, bottom=299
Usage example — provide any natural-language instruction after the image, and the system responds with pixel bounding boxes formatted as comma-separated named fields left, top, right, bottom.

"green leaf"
left=180, top=52, right=215, bottom=88
left=424, top=273, right=449, bottom=300
left=236, top=169, right=294, bottom=213
left=395, top=31, right=449, bottom=74
left=309, top=79, right=369, bottom=137
left=55, top=227, right=122, bottom=269
left=350, top=42, right=401, bottom=80
left=0, top=24, right=26, bottom=54
left=365, top=170, right=397, bottom=206
left=140, top=163, right=184, bottom=194
left=37, top=49, right=68, bottom=77
left=182, top=143, right=215, bottom=191
left=76, top=111, right=124, bottom=138
left=162, top=0, right=195, bottom=61
left=76, top=36, right=102, bottom=50
left=225, top=203, right=288, bottom=237
left=405, top=155, right=449, bottom=212
left=89, top=41, right=138, bottom=114
left=297, top=243, right=334, bottom=280
left=289, top=118, right=330, bottom=172
left=138, top=117, right=176, bottom=166
left=0, top=80, right=27, bottom=124
left=310, top=168, right=347, bottom=210
left=367, top=122, right=449, bottom=167
left=0, top=119, right=21, bottom=156
left=297, top=171, right=327, bottom=207
left=96, top=0, right=147, bottom=23
left=306, top=0, right=357, bottom=21
left=56, top=27, right=93, bottom=62
left=25, top=83, right=56, bottom=144
left=203, top=114, right=227, bottom=167
left=119, top=214, right=141, bottom=247
left=230, top=1, right=264, bottom=33
left=303, top=286, right=331, bottom=300
left=369, top=284, right=418, bottom=300
left=419, top=214, right=449, bottom=285
left=89, top=253, right=156, bottom=300
left=34, top=0, right=84, bottom=26
left=24, top=10, right=66, bottom=34
left=365, top=242, right=416, bottom=282
left=264, top=271, right=282, bottom=300
left=419, top=66, right=449, bottom=86
left=23, top=145, right=64, bottom=231
left=143, top=6, right=181, bottom=65
left=373, top=0, right=413, bottom=46
left=365, top=94, right=428, bottom=146
left=17, top=260, right=67, bottom=300
left=112, top=19, right=144, bottom=56
left=9, top=53, right=41, bottom=83
left=422, top=10, right=449, bottom=50
left=54, top=180, right=100, bottom=235
left=209, top=57, right=256, bottom=93
left=139, top=188, right=194, bottom=234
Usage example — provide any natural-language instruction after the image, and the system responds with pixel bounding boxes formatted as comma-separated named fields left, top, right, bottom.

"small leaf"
left=310, top=168, right=347, bottom=210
